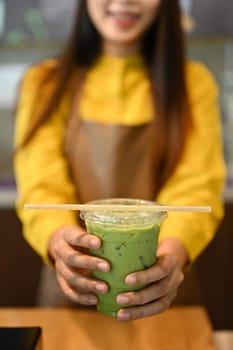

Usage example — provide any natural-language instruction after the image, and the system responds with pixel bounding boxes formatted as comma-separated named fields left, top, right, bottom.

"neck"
left=102, top=40, right=141, bottom=57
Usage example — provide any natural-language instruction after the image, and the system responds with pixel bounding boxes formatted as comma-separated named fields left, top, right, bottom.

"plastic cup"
left=80, top=198, right=167, bottom=317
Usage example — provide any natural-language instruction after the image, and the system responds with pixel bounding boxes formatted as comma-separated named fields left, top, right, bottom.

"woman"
left=14, top=0, right=226, bottom=321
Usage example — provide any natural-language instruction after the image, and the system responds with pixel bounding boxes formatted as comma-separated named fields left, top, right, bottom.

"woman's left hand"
left=116, top=238, right=188, bottom=321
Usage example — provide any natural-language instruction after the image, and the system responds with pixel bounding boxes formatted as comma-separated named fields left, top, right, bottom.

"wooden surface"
left=0, top=307, right=216, bottom=350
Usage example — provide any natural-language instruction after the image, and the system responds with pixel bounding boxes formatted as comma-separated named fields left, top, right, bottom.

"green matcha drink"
left=80, top=198, right=167, bottom=317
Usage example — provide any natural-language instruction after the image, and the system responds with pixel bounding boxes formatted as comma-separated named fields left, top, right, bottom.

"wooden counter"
left=0, top=306, right=217, bottom=350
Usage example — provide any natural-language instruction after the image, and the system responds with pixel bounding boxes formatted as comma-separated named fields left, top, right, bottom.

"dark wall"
left=196, top=203, right=233, bottom=330
left=172, top=203, right=233, bottom=330
left=0, top=209, right=42, bottom=306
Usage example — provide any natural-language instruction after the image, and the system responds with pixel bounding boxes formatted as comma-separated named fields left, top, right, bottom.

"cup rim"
left=80, top=198, right=167, bottom=226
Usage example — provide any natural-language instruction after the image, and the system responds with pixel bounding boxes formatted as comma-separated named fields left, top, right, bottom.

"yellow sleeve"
left=14, top=62, right=78, bottom=264
left=157, top=62, right=226, bottom=262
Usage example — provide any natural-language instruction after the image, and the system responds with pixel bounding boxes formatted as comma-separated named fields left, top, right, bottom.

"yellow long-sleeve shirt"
left=14, top=55, right=226, bottom=264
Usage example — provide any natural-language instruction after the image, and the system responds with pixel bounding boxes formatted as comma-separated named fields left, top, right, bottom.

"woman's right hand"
left=48, top=225, right=110, bottom=305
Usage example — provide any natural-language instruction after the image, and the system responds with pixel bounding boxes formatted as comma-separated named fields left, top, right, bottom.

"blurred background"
left=0, top=0, right=232, bottom=340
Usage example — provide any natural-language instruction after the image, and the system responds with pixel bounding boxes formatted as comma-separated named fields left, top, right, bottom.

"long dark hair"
left=18, top=0, right=192, bottom=193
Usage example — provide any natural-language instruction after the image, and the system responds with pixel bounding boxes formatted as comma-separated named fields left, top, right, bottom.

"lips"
left=107, top=11, right=140, bottom=28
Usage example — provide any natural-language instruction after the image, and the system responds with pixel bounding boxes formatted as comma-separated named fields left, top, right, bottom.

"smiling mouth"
left=107, top=11, right=140, bottom=28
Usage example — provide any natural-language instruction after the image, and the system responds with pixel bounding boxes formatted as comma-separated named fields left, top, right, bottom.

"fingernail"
left=118, top=311, right=130, bottom=321
left=117, top=296, right=129, bottom=305
left=89, top=239, right=99, bottom=248
left=96, top=284, right=107, bottom=293
left=88, top=297, right=97, bottom=305
left=126, top=276, right=137, bottom=285
left=97, top=262, right=109, bottom=272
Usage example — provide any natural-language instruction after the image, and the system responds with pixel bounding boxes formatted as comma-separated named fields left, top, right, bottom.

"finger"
left=117, top=290, right=177, bottom=322
left=56, top=259, right=108, bottom=295
left=55, top=242, right=110, bottom=272
left=63, top=225, right=101, bottom=250
left=56, top=273, right=99, bottom=305
left=125, top=254, right=178, bottom=286
left=117, top=269, right=184, bottom=306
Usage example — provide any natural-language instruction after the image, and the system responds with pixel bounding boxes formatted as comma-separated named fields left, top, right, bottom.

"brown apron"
left=36, top=78, right=203, bottom=307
